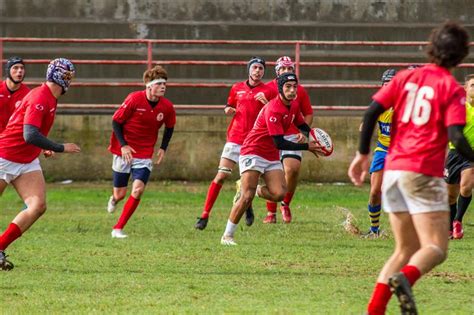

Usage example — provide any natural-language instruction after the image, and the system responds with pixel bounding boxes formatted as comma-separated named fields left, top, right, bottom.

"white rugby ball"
left=309, top=128, right=334, bottom=156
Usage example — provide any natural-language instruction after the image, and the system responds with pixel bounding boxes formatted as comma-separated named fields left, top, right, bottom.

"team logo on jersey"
left=156, top=113, right=164, bottom=121
left=15, top=101, right=22, bottom=108
left=269, top=116, right=277, bottom=123
left=35, top=104, right=44, bottom=111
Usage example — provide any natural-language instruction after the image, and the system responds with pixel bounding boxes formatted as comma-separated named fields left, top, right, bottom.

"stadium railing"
left=1, top=37, right=473, bottom=113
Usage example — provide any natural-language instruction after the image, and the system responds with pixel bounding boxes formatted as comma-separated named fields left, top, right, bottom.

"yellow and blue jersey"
left=374, top=108, right=393, bottom=152
left=449, top=101, right=474, bottom=150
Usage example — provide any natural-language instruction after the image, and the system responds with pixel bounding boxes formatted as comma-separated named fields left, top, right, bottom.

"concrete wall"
left=41, top=114, right=360, bottom=182
left=2, top=0, right=473, bottom=181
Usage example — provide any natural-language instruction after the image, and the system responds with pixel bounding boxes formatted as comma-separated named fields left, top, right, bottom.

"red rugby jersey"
left=226, top=81, right=276, bottom=144
left=0, top=81, right=30, bottom=133
left=373, top=64, right=466, bottom=177
left=108, top=90, right=176, bottom=159
left=0, top=84, right=57, bottom=163
left=266, top=79, right=312, bottom=135
left=240, top=96, right=305, bottom=161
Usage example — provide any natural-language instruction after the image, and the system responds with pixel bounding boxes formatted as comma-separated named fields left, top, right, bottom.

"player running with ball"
left=263, top=56, right=314, bottom=224
left=221, top=73, right=324, bottom=245
left=194, top=57, right=275, bottom=230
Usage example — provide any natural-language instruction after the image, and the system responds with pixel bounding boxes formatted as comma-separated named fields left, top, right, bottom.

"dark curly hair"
left=426, top=21, right=470, bottom=68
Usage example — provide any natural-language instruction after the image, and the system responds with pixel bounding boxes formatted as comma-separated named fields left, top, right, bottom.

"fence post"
left=147, top=41, right=153, bottom=70
left=295, top=42, right=301, bottom=77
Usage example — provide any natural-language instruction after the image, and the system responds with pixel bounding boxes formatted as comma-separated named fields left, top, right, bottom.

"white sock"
left=224, top=219, right=238, bottom=237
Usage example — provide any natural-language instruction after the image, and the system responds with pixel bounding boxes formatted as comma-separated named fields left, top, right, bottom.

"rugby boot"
left=452, top=220, right=464, bottom=239
left=0, top=250, right=14, bottom=271
left=221, top=235, right=237, bottom=246
left=245, top=206, right=255, bottom=226
left=194, top=217, right=209, bottom=230
left=281, top=204, right=292, bottom=223
left=111, top=229, right=128, bottom=239
left=107, top=196, right=116, bottom=213
left=388, top=272, right=418, bottom=315
left=263, top=213, right=276, bottom=224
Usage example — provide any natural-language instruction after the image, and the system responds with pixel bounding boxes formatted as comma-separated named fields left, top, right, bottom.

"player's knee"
left=271, top=186, right=287, bottom=202
left=425, top=244, right=447, bottom=265
left=215, top=168, right=231, bottom=184
left=459, top=185, right=472, bottom=198
left=114, top=191, right=127, bottom=201
left=241, top=189, right=256, bottom=205
left=30, top=200, right=47, bottom=215
left=131, top=186, right=145, bottom=198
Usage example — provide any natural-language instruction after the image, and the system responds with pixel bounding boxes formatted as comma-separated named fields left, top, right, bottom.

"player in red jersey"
left=264, top=56, right=313, bottom=224
left=221, top=73, right=323, bottom=245
left=0, top=57, right=30, bottom=133
left=0, top=58, right=81, bottom=271
left=194, top=57, right=276, bottom=230
left=107, top=65, right=176, bottom=239
left=348, top=22, right=473, bottom=315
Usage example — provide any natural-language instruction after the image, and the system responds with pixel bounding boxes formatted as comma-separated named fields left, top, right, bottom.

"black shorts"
left=444, top=150, right=473, bottom=184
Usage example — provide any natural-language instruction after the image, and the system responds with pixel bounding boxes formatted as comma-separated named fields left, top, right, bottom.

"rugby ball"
left=309, top=128, right=333, bottom=156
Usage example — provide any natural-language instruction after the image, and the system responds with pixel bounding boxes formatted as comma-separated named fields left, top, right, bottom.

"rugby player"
left=194, top=57, right=276, bottom=230
left=362, top=69, right=396, bottom=237
left=0, top=58, right=80, bottom=271
left=107, top=65, right=176, bottom=239
left=263, top=56, right=313, bottom=224
left=221, top=73, right=323, bottom=245
left=444, top=74, right=474, bottom=240
left=0, top=56, right=30, bottom=133
left=349, top=22, right=473, bottom=314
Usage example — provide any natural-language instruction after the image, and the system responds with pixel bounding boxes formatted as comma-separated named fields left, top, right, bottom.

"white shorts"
left=0, top=157, right=42, bottom=184
left=239, top=154, right=283, bottom=175
left=280, top=134, right=303, bottom=159
left=112, top=155, right=153, bottom=173
left=382, top=170, right=448, bottom=214
left=220, top=142, right=241, bottom=163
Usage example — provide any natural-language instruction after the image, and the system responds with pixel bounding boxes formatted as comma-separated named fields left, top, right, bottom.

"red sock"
left=266, top=201, right=277, bottom=214
left=113, top=196, right=140, bottom=229
left=201, top=181, right=222, bottom=219
left=367, top=282, right=392, bottom=315
left=0, top=223, right=22, bottom=251
left=283, top=191, right=294, bottom=205
left=400, top=265, right=421, bottom=286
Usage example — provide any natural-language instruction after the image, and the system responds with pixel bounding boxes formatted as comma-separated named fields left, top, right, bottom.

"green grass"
left=0, top=181, right=473, bottom=314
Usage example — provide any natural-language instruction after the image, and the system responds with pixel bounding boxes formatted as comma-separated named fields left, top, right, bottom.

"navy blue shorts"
left=113, top=168, right=151, bottom=187
left=444, top=150, right=473, bottom=184
left=369, top=150, right=387, bottom=174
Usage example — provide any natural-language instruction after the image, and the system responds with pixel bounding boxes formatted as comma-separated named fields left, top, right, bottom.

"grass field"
left=0, top=181, right=473, bottom=314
